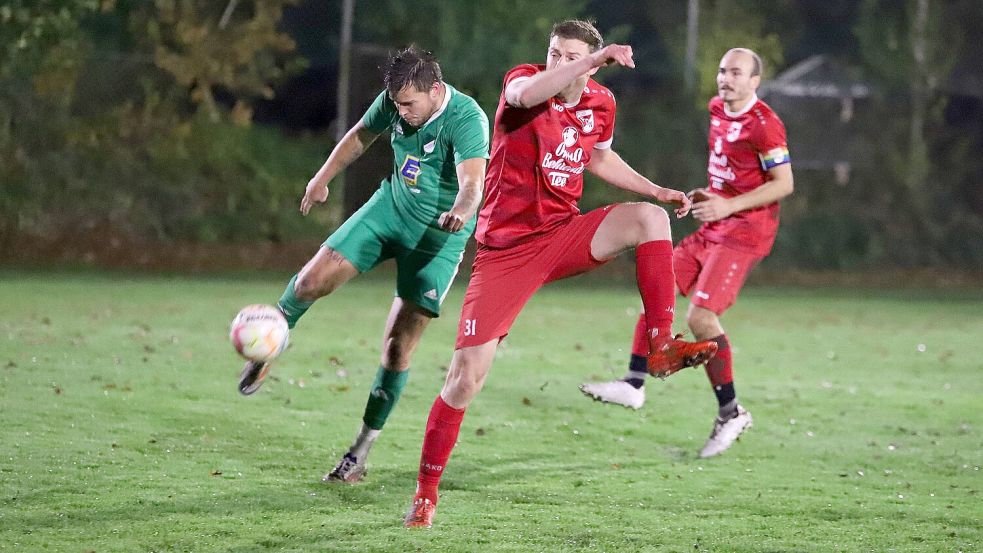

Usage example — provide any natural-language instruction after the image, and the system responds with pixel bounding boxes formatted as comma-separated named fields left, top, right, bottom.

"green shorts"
left=324, top=189, right=472, bottom=316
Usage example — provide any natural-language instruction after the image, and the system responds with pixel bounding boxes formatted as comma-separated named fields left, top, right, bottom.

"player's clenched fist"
left=437, top=211, right=465, bottom=233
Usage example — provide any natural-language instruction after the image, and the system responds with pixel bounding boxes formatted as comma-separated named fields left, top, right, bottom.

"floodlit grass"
left=1, top=273, right=980, bottom=552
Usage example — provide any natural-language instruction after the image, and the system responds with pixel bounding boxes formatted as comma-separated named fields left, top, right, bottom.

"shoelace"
left=333, top=455, right=358, bottom=476
left=708, top=418, right=727, bottom=439
left=407, top=499, right=435, bottom=522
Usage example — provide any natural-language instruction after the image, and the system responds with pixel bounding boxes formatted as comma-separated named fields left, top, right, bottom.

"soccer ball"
left=229, top=304, right=289, bottom=362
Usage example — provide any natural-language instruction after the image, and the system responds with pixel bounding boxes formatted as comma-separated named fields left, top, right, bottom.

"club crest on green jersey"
left=400, top=154, right=422, bottom=185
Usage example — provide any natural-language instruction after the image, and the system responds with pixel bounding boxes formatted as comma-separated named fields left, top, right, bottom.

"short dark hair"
left=384, top=46, right=442, bottom=97
left=550, top=19, right=604, bottom=52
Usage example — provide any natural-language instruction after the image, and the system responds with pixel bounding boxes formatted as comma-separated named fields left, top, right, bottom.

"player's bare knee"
left=615, top=202, right=669, bottom=245
left=450, top=370, right=481, bottom=399
left=293, top=270, right=323, bottom=301
left=686, top=308, right=706, bottom=328
left=444, top=357, right=486, bottom=403
left=687, top=307, right=720, bottom=337
left=633, top=203, right=670, bottom=241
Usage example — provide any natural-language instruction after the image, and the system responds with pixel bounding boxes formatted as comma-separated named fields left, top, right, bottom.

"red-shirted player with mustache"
left=402, top=19, right=720, bottom=528
left=582, top=48, right=794, bottom=459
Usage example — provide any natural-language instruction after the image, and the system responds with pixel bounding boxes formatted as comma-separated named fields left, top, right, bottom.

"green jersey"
left=361, top=83, right=489, bottom=231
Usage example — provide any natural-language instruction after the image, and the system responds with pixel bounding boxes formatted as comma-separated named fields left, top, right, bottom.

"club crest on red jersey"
left=575, top=109, right=595, bottom=132
left=727, top=121, right=742, bottom=142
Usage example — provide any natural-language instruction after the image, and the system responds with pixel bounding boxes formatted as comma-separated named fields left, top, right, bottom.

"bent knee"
left=444, top=361, right=487, bottom=401
left=686, top=306, right=719, bottom=332
left=293, top=271, right=322, bottom=300
left=620, top=202, right=670, bottom=243
left=635, top=202, right=670, bottom=231
left=446, top=376, right=480, bottom=401
left=448, top=366, right=483, bottom=394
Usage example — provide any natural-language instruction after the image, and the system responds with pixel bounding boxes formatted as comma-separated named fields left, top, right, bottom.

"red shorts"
left=455, top=206, right=615, bottom=348
left=673, top=232, right=762, bottom=315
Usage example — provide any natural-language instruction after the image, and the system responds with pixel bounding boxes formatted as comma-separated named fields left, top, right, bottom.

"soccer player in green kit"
left=237, top=46, right=489, bottom=483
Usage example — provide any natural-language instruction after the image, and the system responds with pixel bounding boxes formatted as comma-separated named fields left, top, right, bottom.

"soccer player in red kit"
left=581, top=48, right=794, bottom=458
left=402, top=20, right=719, bottom=528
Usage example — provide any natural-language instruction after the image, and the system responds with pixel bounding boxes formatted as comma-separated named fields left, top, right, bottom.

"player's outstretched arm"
left=438, top=157, right=486, bottom=232
left=691, top=164, right=793, bottom=222
left=300, top=121, right=379, bottom=215
left=505, top=44, right=634, bottom=109
left=588, top=147, right=692, bottom=218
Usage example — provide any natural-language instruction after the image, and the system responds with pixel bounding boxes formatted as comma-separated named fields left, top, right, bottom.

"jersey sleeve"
left=451, top=101, right=490, bottom=164
left=502, top=64, right=539, bottom=91
left=360, top=90, right=396, bottom=134
left=595, top=95, right=617, bottom=150
left=754, top=111, right=791, bottom=170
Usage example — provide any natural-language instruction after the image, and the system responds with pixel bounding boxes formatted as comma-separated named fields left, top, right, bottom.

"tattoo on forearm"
left=325, top=248, right=348, bottom=265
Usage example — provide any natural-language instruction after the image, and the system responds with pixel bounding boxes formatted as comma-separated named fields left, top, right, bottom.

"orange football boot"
left=403, top=497, right=437, bottom=529
left=647, top=334, right=718, bottom=379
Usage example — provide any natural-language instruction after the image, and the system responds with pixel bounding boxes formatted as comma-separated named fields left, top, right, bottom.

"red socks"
left=635, top=240, right=675, bottom=344
left=415, top=395, right=466, bottom=503
left=630, top=313, right=649, bottom=356
left=704, top=334, right=732, bottom=386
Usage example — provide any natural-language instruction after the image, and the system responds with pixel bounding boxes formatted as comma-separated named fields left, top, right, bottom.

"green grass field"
left=1, top=273, right=981, bottom=552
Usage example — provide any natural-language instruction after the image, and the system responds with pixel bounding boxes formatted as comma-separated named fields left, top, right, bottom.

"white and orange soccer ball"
left=229, top=304, right=289, bottom=362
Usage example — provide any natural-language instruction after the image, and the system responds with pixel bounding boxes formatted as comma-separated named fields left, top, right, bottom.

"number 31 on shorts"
left=463, top=319, right=477, bottom=337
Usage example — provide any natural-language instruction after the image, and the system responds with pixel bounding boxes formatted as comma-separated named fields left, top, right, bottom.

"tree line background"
left=2, top=0, right=981, bottom=273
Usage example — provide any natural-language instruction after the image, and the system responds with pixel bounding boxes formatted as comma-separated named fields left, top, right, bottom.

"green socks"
left=362, top=366, right=410, bottom=430
left=277, top=274, right=314, bottom=329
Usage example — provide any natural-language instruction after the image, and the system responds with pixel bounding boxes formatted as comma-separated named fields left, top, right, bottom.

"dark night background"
left=2, top=0, right=981, bottom=277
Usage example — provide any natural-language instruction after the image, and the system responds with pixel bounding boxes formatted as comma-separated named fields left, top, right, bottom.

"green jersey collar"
left=420, top=82, right=453, bottom=130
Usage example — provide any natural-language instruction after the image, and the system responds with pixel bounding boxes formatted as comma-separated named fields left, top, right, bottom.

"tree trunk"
left=906, top=0, right=929, bottom=192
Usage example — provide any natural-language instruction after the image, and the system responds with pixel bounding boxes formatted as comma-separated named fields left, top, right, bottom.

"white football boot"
left=699, top=405, right=752, bottom=458
left=579, top=380, right=645, bottom=410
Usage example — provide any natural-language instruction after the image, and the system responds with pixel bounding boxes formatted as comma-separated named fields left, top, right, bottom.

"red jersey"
left=476, top=64, right=617, bottom=248
left=700, top=95, right=790, bottom=256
